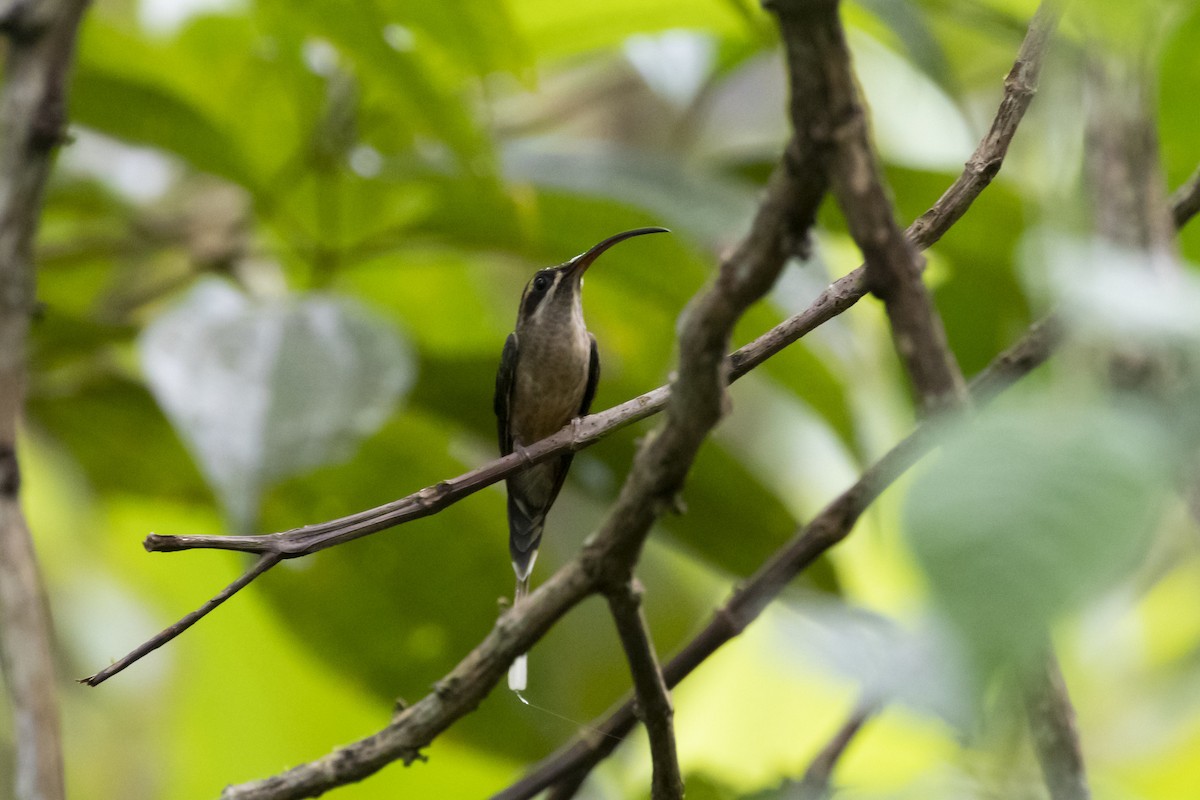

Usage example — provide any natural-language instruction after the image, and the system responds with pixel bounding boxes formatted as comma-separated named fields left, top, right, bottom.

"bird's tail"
left=508, top=572, right=530, bottom=692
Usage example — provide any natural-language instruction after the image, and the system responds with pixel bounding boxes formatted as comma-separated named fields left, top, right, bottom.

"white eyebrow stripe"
left=529, top=271, right=562, bottom=324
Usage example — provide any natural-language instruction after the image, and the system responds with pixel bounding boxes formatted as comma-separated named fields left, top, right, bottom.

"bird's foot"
left=514, top=443, right=535, bottom=467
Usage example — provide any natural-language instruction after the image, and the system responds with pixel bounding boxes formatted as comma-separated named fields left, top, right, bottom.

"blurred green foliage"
left=10, top=0, right=1200, bottom=798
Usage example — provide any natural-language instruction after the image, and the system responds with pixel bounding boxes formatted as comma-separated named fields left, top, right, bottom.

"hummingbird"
left=494, top=226, right=669, bottom=691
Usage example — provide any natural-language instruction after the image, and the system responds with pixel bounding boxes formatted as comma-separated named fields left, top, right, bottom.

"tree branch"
left=163, top=0, right=1072, bottom=791
left=1170, top=163, right=1200, bottom=231
left=1026, top=651, right=1089, bottom=800
left=770, top=0, right=966, bottom=413
left=604, top=579, right=681, bottom=800
left=908, top=1, right=1064, bottom=249
left=794, top=701, right=875, bottom=800
left=0, top=2, right=89, bottom=799
left=81, top=553, right=282, bottom=686
left=498, top=314, right=1064, bottom=800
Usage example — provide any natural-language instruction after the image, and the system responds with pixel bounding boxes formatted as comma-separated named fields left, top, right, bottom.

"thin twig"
left=221, top=555, right=598, bottom=800
left=80, top=553, right=282, bottom=686
left=1170, top=164, right=1200, bottom=231
left=604, top=579, right=681, bottom=800
left=497, top=315, right=1064, bottom=800
left=0, top=2, right=91, bottom=799
left=794, top=701, right=876, bottom=800
left=139, top=288, right=855, bottom=559
left=908, top=1, right=1065, bottom=249
left=770, top=0, right=967, bottom=412
left=1026, top=652, right=1089, bottom=800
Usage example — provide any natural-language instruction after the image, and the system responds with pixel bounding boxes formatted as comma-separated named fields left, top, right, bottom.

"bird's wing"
left=521, top=333, right=598, bottom=544
left=579, top=333, right=600, bottom=417
left=494, top=332, right=519, bottom=455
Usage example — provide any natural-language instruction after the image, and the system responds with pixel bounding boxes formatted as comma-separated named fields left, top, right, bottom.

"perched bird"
left=494, top=226, right=669, bottom=691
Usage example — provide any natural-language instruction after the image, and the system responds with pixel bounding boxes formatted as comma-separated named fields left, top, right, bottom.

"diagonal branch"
left=604, top=579, right=681, bottom=800
left=1170, top=163, right=1200, bottom=231
left=498, top=314, right=1065, bottom=800
left=794, top=701, right=875, bottom=800
left=908, top=1, right=1064, bottom=249
left=770, top=0, right=966, bottom=412
left=1026, top=650, right=1089, bottom=800
left=81, top=553, right=282, bottom=686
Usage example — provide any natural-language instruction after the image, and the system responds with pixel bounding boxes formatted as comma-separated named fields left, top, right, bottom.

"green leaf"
left=73, top=17, right=266, bottom=185
left=500, top=141, right=758, bottom=249
left=854, top=0, right=955, bottom=91
left=71, top=68, right=253, bottom=185
left=374, top=0, right=532, bottom=77
left=511, top=0, right=762, bottom=61
left=27, top=375, right=206, bottom=498
left=139, top=279, right=415, bottom=529
left=255, top=0, right=494, bottom=166
left=904, top=402, right=1169, bottom=672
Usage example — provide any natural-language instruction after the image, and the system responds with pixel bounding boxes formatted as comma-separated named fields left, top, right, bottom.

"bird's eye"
left=532, top=275, right=550, bottom=292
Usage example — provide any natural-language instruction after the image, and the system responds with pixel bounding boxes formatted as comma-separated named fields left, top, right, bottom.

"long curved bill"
left=563, top=226, right=670, bottom=277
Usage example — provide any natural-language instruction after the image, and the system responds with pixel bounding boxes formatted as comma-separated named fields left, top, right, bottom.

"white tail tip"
left=508, top=654, right=527, bottom=692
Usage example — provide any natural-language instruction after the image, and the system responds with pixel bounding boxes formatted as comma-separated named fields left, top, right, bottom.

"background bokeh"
left=5, top=0, right=1200, bottom=797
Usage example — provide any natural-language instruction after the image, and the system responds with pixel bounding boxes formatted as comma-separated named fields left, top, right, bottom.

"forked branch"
left=84, top=0, right=1066, bottom=720
left=498, top=314, right=1064, bottom=800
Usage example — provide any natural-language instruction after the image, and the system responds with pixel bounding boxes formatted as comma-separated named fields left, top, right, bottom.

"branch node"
left=432, top=676, right=460, bottom=700
left=514, top=443, right=535, bottom=469
left=1003, top=62, right=1039, bottom=100
left=569, top=417, right=584, bottom=447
